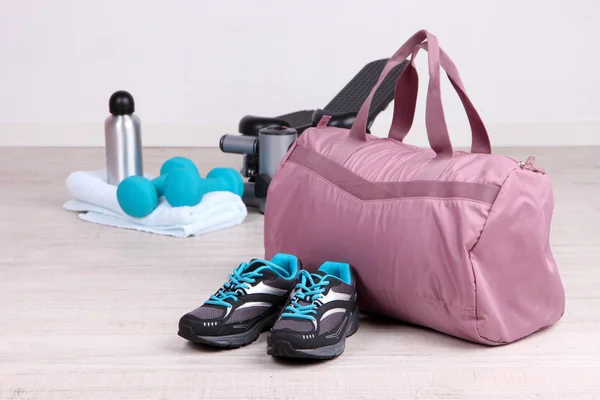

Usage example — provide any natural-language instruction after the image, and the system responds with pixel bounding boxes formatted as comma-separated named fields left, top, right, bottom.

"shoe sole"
left=178, top=309, right=280, bottom=349
left=267, top=307, right=359, bottom=360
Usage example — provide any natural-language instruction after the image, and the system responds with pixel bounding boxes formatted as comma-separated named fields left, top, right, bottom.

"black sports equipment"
left=219, top=59, right=408, bottom=213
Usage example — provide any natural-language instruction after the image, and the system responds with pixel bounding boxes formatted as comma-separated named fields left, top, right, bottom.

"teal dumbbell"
left=164, top=167, right=244, bottom=207
left=117, top=157, right=199, bottom=218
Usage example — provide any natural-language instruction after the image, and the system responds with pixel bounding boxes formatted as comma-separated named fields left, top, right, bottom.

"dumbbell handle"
left=164, top=167, right=243, bottom=208
left=150, top=174, right=167, bottom=197
left=199, top=177, right=230, bottom=192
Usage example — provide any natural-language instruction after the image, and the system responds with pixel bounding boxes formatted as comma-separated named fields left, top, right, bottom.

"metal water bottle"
left=105, top=90, right=143, bottom=185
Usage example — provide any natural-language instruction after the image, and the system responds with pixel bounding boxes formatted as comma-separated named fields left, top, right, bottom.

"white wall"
left=0, top=0, right=598, bottom=147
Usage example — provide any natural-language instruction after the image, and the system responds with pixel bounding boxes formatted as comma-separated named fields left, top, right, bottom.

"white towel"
left=63, top=170, right=247, bottom=238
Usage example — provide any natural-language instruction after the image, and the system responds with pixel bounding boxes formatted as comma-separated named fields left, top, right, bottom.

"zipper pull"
left=519, top=156, right=545, bottom=174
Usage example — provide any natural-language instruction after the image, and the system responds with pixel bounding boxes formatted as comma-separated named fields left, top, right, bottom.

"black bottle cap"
left=109, top=91, right=135, bottom=115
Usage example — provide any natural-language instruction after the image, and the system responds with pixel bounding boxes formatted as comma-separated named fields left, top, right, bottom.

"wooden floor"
left=0, top=147, right=599, bottom=400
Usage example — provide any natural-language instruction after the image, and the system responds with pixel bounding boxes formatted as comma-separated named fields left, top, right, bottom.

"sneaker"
left=267, top=261, right=359, bottom=359
left=178, top=254, right=300, bottom=348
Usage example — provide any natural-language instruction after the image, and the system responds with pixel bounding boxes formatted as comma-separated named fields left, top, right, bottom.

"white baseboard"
left=0, top=122, right=598, bottom=147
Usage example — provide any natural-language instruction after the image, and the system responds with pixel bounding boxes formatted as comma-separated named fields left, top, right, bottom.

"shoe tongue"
left=292, top=271, right=332, bottom=305
left=244, top=259, right=268, bottom=273
left=220, top=260, right=268, bottom=295
left=296, top=299, right=312, bottom=307
left=310, top=270, right=329, bottom=280
left=312, top=270, right=340, bottom=286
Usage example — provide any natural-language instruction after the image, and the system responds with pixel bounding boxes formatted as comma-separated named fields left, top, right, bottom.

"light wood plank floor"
left=0, top=147, right=599, bottom=400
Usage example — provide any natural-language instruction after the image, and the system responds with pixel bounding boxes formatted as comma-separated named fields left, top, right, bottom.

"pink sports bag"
left=264, top=30, right=565, bottom=345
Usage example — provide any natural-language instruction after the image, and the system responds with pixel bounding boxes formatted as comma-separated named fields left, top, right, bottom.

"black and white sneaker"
left=267, top=261, right=359, bottom=360
left=178, top=254, right=300, bottom=349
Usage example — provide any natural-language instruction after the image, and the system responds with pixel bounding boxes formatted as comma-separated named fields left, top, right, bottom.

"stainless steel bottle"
left=105, top=90, right=144, bottom=185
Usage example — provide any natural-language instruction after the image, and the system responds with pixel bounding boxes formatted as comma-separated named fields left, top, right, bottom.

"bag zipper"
left=518, top=156, right=545, bottom=174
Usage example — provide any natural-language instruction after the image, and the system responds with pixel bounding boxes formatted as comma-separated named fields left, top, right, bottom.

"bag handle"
left=348, top=30, right=453, bottom=157
left=389, top=43, right=491, bottom=154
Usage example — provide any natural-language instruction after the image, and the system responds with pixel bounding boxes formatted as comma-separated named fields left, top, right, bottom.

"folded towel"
left=63, top=170, right=247, bottom=238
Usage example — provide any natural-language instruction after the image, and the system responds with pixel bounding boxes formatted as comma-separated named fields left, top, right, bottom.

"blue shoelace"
left=280, top=270, right=331, bottom=321
left=204, top=259, right=289, bottom=308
